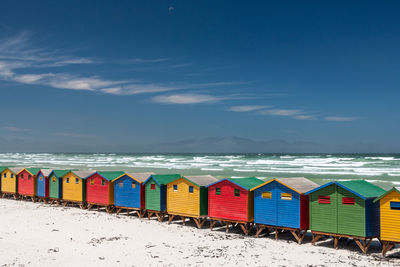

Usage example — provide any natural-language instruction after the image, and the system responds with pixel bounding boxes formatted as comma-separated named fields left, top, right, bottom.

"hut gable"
left=123, top=172, right=155, bottom=183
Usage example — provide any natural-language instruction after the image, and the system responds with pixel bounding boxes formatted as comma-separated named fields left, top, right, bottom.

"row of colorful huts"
left=0, top=166, right=399, bottom=256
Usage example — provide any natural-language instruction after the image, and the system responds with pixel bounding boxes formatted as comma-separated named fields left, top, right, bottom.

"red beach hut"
left=17, top=168, right=41, bottom=201
left=84, top=171, right=125, bottom=213
left=206, top=177, right=263, bottom=235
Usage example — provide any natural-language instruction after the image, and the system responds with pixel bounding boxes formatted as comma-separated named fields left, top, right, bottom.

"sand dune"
left=0, top=198, right=398, bottom=266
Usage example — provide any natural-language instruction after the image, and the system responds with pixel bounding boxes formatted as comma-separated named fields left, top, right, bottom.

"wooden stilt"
left=312, top=233, right=322, bottom=245
left=210, top=220, right=217, bottom=230
left=334, top=237, right=339, bottom=249
left=181, top=216, right=186, bottom=225
left=225, top=222, right=230, bottom=233
left=193, top=218, right=206, bottom=229
left=168, top=215, right=175, bottom=224
left=116, top=208, right=122, bottom=215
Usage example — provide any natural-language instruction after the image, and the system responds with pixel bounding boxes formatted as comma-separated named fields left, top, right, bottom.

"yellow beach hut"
left=62, top=170, right=95, bottom=208
left=166, top=175, right=218, bottom=228
left=1, top=167, right=23, bottom=198
left=374, top=187, right=400, bottom=256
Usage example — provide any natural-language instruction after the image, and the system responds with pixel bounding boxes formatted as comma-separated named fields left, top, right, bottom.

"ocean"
left=0, top=153, right=399, bottom=189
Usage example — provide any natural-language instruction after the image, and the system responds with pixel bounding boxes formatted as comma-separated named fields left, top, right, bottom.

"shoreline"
left=0, top=198, right=399, bottom=266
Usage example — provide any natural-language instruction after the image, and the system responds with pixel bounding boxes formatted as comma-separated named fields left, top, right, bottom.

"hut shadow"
left=254, top=229, right=314, bottom=244
left=313, top=237, right=382, bottom=254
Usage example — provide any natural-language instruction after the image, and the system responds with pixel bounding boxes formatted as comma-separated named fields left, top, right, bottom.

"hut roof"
left=183, top=175, right=218, bottom=187
left=8, top=167, right=24, bottom=174
left=374, top=187, right=400, bottom=202
left=144, top=174, right=181, bottom=186
left=250, top=177, right=319, bottom=194
left=207, top=177, right=264, bottom=190
left=23, top=168, right=41, bottom=175
left=118, top=172, right=155, bottom=183
left=38, top=169, right=52, bottom=177
left=90, top=171, right=126, bottom=181
left=69, top=170, right=96, bottom=179
left=305, top=180, right=385, bottom=199
left=0, top=166, right=8, bottom=173
left=50, top=170, right=72, bottom=179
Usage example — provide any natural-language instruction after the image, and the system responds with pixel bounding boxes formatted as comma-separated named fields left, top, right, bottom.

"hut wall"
left=63, top=173, right=84, bottom=202
left=49, top=174, right=62, bottom=199
left=167, top=178, right=200, bottom=217
left=1, top=170, right=17, bottom=193
left=300, top=194, right=310, bottom=229
left=114, top=176, right=142, bottom=209
left=254, top=182, right=277, bottom=225
left=365, top=198, right=380, bottom=237
left=86, top=173, right=111, bottom=205
left=337, top=186, right=365, bottom=236
left=145, top=178, right=161, bottom=211
left=18, top=170, right=35, bottom=196
left=380, top=191, right=400, bottom=242
left=310, top=184, right=338, bottom=233
left=208, top=180, right=248, bottom=221
left=199, top=187, right=208, bottom=216
left=36, top=172, right=48, bottom=197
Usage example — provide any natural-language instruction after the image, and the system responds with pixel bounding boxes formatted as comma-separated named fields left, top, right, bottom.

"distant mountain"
left=0, top=135, right=395, bottom=153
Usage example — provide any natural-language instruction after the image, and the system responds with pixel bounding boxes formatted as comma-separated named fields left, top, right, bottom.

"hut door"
left=310, top=184, right=338, bottom=233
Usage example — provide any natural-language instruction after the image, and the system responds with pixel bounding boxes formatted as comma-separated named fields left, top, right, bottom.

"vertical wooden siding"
left=167, top=178, right=200, bottom=217
left=380, top=191, right=400, bottom=242
left=337, top=186, right=365, bottom=236
left=1, top=170, right=17, bottom=193
left=17, top=170, right=35, bottom=196
left=145, top=178, right=161, bottom=211
left=114, top=176, right=142, bottom=209
left=310, top=184, right=338, bottom=233
left=36, top=173, right=48, bottom=197
left=63, top=173, right=84, bottom=202
left=365, top=198, right=380, bottom=237
left=86, top=173, right=111, bottom=205
left=208, top=180, right=248, bottom=221
left=254, top=182, right=277, bottom=225
left=49, top=174, right=61, bottom=199
left=300, top=194, right=310, bottom=229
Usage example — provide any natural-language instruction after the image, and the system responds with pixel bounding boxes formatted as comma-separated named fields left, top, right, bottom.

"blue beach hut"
left=250, top=177, right=319, bottom=243
left=36, top=169, right=52, bottom=201
left=113, top=172, right=154, bottom=217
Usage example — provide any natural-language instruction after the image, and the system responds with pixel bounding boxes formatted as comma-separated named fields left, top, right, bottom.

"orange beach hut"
left=1, top=167, right=23, bottom=198
left=62, top=170, right=95, bottom=208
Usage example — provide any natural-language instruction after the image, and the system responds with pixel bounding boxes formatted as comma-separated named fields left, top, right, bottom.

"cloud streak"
left=152, top=93, right=225, bottom=104
left=325, top=116, right=357, bottom=122
left=228, top=105, right=271, bottom=112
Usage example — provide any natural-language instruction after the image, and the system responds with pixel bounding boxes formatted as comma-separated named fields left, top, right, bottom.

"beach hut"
left=48, top=170, right=71, bottom=204
left=36, top=169, right=52, bottom=202
left=112, top=172, right=155, bottom=217
left=166, top=175, right=218, bottom=228
left=0, top=166, right=8, bottom=192
left=250, top=178, right=319, bottom=243
left=62, top=170, right=95, bottom=208
left=84, top=171, right=125, bottom=213
left=0, top=167, right=22, bottom=198
left=143, top=174, right=181, bottom=222
left=17, top=168, right=41, bottom=201
left=374, top=187, right=400, bottom=256
left=207, top=177, right=264, bottom=235
left=305, top=180, right=385, bottom=253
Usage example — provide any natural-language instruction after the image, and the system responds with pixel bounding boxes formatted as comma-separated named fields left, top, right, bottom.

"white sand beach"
left=0, top=198, right=398, bottom=267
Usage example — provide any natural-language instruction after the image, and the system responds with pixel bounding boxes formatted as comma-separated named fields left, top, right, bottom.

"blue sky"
left=0, top=1, right=399, bottom=152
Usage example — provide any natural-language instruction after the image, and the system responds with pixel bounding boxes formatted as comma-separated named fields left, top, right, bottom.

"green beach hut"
left=305, top=180, right=385, bottom=253
left=143, top=174, right=181, bottom=221
left=48, top=170, right=71, bottom=204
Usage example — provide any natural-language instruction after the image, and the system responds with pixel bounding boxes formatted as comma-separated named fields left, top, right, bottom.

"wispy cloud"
left=55, top=132, right=97, bottom=138
left=228, top=105, right=271, bottom=112
left=0, top=32, right=243, bottom=99
left=325, top=116, right=357, bottom=122
left=258, top=109, right=317, bottom=120
left=152, top=94, right=225, bottom=104
left=4, top=126, right=29, bottom=132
